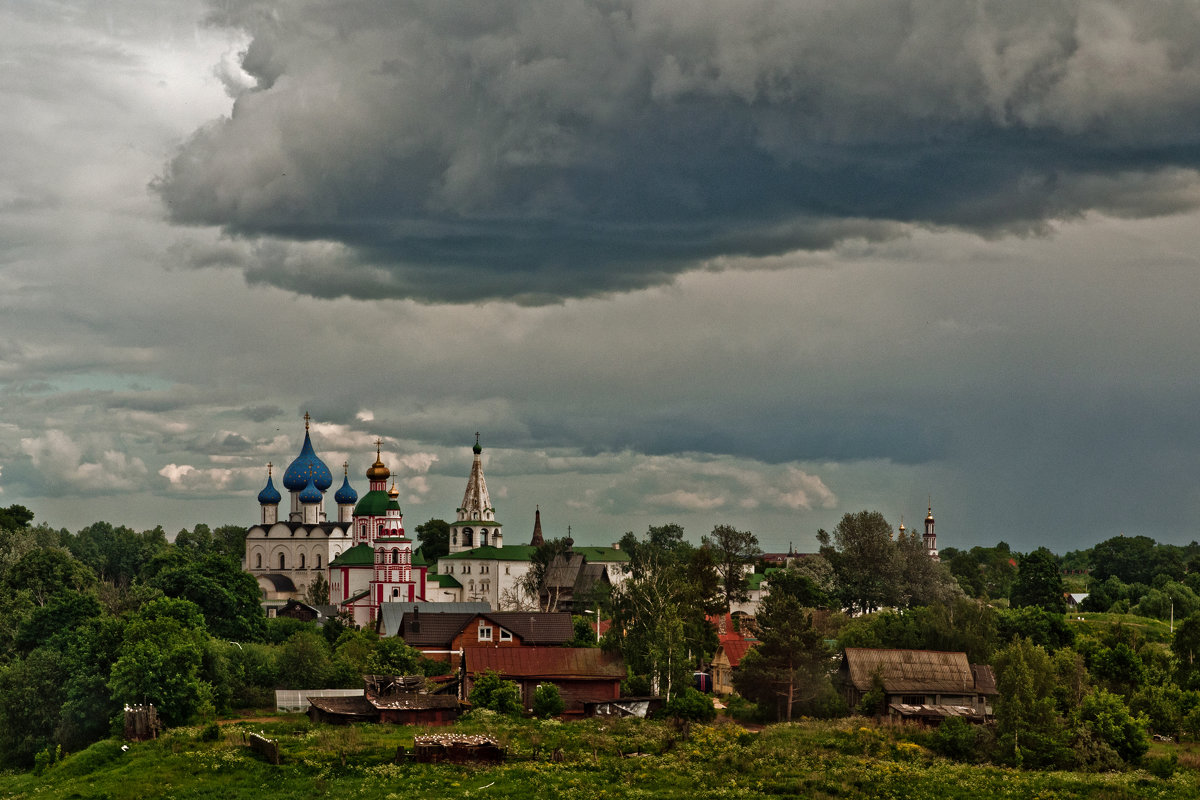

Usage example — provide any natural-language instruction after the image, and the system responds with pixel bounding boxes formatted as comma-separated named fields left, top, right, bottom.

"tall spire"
left=460, top=434, right=493, bottom=518
left=530, top=505, right=544, bottom=547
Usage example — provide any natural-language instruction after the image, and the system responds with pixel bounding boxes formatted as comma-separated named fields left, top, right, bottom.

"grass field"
left=1066, top=612, right=1176, bottom=643
left=2, top=713, right=1199, bottom=800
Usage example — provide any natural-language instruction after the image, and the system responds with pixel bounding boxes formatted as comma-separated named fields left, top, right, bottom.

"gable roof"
left=716, top=639, right=754, bottom=668
left=466, top=647, right=626, bottom=679
left=376, top=602, right=491, bottom=637
left=399, top=612, right=479, bottom=647
left=841, top=648, right=990, bottom=695
left=479, top=612, right=573, bottom=643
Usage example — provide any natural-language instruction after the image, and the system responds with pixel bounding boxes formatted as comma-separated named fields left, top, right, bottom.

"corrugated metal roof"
left=466, top=647, right=626, bottom=679
left=842, top=648, right=980, bottom=694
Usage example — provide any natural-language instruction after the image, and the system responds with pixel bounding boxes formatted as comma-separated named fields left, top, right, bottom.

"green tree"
left=108, top=597, right=212, bottom=726
left=702, top=524, right=762, bottom=613
left=993, top=637, right=1070, bottom=768
left=305, top=572, right=330, bottom=606
left=733, top=571, right=832, bottom=721
left=469, top=670, right=523, bottom=716
left=415, top=518, right=450, bottom=562
left=275, top=629, right=334, bottom=689
left=664, top=686, right=716, bottom=737
left=1173, top=611, right=1200, bottom=689
left=0, top=505, right=34, bottom=531
left=1009, top=547, right=1066, bottom=612
left=1080, top=688, right=1149, bottom=764
left=532, top=683, right=565, bottom=718
left=818, top=511, right=900, bottom=613
left=148, top=552, right=266, bottom=642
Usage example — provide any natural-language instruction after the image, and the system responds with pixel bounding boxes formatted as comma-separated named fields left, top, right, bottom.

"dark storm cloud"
left=157, top=1, right=1200, bottom=302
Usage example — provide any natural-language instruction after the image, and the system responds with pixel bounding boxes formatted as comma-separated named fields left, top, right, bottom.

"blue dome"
left=298, top=476, right=323, bottom=504
left=257, top=474, right=282, bottom=505
left=283, top=430, right=333, bottom=492
left=335, top=474, right=358, bottom=505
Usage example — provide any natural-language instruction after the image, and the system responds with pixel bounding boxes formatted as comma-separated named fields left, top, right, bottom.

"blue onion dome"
left=257, top=472, right=282, bottom=505
left=298, top=476, right=323, bottom=504
left=283, top=427, right=333, bottom=492
left=335, top=474, right=358, bottom=505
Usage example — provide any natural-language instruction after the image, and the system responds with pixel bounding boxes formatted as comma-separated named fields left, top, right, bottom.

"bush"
left=930, top=716, right=978, bottom=762
left=1144, top=752, right=1178, bottom=779
left=665, top=688, right=716, bottom=724
left=532, top=684, right=565, bottom=719
left=199, top=722, right=221, bottom=742
left=469, top=671, right=523, bottom=716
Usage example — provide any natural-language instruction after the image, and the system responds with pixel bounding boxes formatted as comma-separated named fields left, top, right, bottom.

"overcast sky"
left=3, top=1, right=1200, bottom=555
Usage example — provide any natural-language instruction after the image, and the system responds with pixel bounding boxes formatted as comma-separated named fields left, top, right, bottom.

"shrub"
left=665, top=688, right=717, bottom=724
left=533, top=684, right=565, bottom=719
left=469, top=670, right=523, bottom=716
left=930, top=716, right=978, bottom=762
left=1144, top=752, right=1178, bottom=779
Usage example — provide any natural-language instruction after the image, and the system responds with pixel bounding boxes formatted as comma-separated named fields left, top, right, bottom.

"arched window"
left=452, top=530, right=458, bottom=545
left=391, top=548, right=399, bottom=564
left=279, top=552, right=286, bottom=570
left=316, top=554, right=322, bottom=569
left=463, top=527, right=473, bottom=547
left=255, top=553, right=262, bottom=569
left=378, top=524, right=384, bottom=537
left=480, top=529, right=488, bottom=547
left=300, top=553, right=306, bottom=569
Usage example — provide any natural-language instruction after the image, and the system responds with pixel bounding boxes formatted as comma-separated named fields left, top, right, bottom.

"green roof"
left=346, top=588, right=370, bottom=602
left=438, top=544, right=630, bottom=563
left=428, top=573, right=462, bottom=588
left=440, top=544, right=538, bottom=561
left=353, top=489, right=400, bottom=517
left=748, top=572, right=769, bottom=590
left=329, top=543, right=375, bottom=567
left=574, top=546, right=630, bottom=563
left=451, top=520, right=503, bottom=528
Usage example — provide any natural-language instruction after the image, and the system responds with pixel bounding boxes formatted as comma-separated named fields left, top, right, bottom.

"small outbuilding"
left=839, top=648, right=997, bottom=722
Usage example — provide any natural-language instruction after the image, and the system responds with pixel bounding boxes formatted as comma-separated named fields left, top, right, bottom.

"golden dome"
left=365, top=438, right=390, bottom=481
left=388, top=477, right=400, bottom=499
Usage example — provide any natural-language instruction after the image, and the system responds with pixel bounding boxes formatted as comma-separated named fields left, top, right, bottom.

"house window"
left=478, top=622, right=493, bottom=641
left=499, top=628, right=512, bottom=642
left=279, top=553, right=286, bottom=570
left=901, top=695, right=926, bottom=706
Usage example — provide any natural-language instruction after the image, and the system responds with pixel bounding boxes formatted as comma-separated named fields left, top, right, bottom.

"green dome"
left=353, top=489, right=392, bottom=517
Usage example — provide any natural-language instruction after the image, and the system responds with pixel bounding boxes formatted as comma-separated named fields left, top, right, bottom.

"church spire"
left=530, top=505, right=544, bottom=547
left=449, top=434, right=502, bottom=552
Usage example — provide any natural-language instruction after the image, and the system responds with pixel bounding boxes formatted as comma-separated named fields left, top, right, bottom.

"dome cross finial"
left=267, top=461, right=273, bottom=476
left=304, top=411, right=311, bottom=430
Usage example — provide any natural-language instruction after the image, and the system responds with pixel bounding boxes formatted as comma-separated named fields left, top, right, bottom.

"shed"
left=465, top=647, right=625, bottom=712
left=839, top=648, right=997, bottom=720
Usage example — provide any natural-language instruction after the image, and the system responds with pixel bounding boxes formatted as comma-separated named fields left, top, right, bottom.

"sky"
left=3, top=1, right=1200, bottom=555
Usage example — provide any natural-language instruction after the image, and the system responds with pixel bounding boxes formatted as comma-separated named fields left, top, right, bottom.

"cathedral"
left=245, top=416, right=629, bottom=624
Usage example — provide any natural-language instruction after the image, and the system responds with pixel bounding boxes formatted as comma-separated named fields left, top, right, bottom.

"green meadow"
left=3, top=714, right=1198, bottom=800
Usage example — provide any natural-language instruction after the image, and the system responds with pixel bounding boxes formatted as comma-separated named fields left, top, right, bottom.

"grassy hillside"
left=2, top=714, right=1197, bottom=800
left=1066, top=612, right=1176, bottom=644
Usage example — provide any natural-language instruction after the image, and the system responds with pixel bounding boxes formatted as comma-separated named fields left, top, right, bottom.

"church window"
left=300, top=553, right=306, bottom=569
left=452, top=530, right=457, bottom=545
left=255, top=553, right=262, bottom=569
left=393, top=588, right=400, bottom=598
left=446, top=565, right=453, bottom=574
left=505, top=566, right=510, bottom=575
left=463, top=528, right=473, bottom=547
left=390, top=548, right=398, bottom=564
left=378, top=524, right=384, bottom=537
left=480, top=529, right=488, bottom=546
left=279, top=553, right=286, bottom=570
left=478, top=621, right=493, bottom=641
left=316, top=554, right=322, bottom=569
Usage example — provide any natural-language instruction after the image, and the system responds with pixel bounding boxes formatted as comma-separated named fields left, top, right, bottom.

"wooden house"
left=711, top=639, right=754, bottom=696
left=839, top=648, right=997, bottom=722
left=393, top=608, right=574, bottom=668
left=464, top=647, right=625, bottom=713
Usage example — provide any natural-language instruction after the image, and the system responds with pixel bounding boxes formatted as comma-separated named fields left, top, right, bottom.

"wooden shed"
left=839, top=648, right=997, bottom=721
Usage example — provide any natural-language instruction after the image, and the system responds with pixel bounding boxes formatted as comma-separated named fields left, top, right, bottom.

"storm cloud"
left=157, top=1, right=1200, bottom=302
